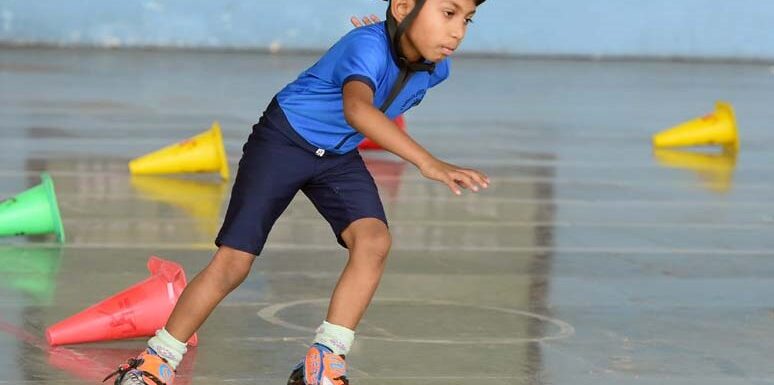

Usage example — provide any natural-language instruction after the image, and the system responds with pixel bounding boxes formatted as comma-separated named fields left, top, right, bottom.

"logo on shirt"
left=400, top=89, right=427, bottom=112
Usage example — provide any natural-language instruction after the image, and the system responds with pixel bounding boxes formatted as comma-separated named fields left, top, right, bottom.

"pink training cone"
left=359, top=115, right=406, bottom=151
left=46, top=256, right=198, bottom=347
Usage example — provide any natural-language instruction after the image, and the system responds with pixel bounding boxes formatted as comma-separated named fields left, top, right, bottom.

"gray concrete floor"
left=1, top=48, right=774, bottom=384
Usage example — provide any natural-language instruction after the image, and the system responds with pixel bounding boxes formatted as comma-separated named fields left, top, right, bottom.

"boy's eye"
left=443, top=10, right=454, bottom=18
left=464, top=17, right=474, bottom=25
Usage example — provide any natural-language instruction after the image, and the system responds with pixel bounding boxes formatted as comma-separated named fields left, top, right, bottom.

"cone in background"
left=0, top=173, right=65, bottom=242
left=131, top=175, right=228, bottom=239
left=359, top=115, right=406, bottom=151
left=0, top=246, right=62, bottom=304
left=129, top=122, right=230, bottom=180
left=653, top=149, right=738, bottom=193
left=46, top=256, right=198, bottom=347
left=652, top=101, right=739, bottom=152
left=363, top=157, right=407, bottom=202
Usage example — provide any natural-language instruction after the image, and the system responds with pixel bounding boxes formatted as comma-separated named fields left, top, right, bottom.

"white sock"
left=147, top=328, right=188, bottom=370
left=313, top=321, right=355, bottom=356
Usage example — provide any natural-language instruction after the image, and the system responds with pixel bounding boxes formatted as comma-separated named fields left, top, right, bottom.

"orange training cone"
left=46, top=256, right=198, bottom=346
left=359, top=115, right=406, bottom=151
left=129, top=122, right=230, bottom=180
left=652, top=101, right=739, bottom=152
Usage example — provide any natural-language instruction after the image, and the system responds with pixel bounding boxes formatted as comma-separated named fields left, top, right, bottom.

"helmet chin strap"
left=385, top=0, right=436, bottom=73
left=379, top=0, right=435, bottom=113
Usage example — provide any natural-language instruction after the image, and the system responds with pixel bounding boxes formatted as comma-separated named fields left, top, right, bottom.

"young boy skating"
left=105, top=1, right=489, bottom=384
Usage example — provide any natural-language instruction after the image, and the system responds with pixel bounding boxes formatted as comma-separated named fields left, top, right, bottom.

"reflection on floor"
left=1, top=48, right=774, bottom=384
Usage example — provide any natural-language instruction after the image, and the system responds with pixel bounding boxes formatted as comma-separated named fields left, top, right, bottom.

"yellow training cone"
left=652, top=101, right=739, bottom=152
left=653, top=149, right=737, bottom=193
left=129, top=122, right=230, bottom=180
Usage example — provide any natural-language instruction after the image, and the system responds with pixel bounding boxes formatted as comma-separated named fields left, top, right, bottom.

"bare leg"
left=325, top=218, right=391, bottom=330
left=165, top=246, right=255, bottom=342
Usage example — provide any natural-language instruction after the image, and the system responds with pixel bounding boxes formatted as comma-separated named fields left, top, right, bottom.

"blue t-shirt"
left=275, top=22, right=450, bottom=154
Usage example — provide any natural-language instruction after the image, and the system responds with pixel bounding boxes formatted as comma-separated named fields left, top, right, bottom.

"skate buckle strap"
left=324, top=354, right=349, bottom=384
left=102, top=356, right=168, bottom=385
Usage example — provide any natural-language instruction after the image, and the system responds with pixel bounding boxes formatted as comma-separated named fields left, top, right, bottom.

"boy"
left=104, top=0, right=488, bottom=384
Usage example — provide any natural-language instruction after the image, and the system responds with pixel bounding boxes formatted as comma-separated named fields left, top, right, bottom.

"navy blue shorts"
left=215, top=98, right=387, bottom=256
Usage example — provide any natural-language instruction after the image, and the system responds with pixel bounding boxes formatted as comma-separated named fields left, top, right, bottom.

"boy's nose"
left=450, top=22, right=465, bottom=40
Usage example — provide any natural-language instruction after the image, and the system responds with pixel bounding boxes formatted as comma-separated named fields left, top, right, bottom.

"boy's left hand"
left=350, top=14, right=381, bottom=27
left=419, top=158, right=490, bottom=196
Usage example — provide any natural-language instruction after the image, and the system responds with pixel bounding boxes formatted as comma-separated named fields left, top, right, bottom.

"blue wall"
left=1, top=0, right=773, bottom=61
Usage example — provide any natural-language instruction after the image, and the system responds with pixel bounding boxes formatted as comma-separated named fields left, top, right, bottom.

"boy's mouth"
left=441, top=46, right=456, bottom=56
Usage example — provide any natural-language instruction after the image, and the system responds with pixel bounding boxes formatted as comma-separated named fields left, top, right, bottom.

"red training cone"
left=359, top=115, right=406, bottom=150
left=46, top=256, right=198, bottom=346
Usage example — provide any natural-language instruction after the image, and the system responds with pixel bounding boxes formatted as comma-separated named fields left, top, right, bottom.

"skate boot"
left=286, top=343, right=349, bottom=385
left=103, top=348, right=175, bottom=385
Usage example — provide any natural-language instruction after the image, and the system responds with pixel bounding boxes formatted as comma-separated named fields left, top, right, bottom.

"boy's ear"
left=390, top=0, right=415, bottom=23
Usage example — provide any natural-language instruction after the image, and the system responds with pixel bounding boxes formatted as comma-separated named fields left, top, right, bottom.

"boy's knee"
left=344, top=219, right=391, bottom=262
left=209, top=246, right=255, bottom=290
left=362, top=230, right=392, bottom=256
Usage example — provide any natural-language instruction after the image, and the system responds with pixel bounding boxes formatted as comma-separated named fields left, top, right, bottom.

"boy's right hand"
left=419, top=158, right=490, bottom=196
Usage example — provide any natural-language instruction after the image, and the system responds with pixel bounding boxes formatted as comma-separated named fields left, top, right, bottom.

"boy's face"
left=394, top=0, right=478, bottom=63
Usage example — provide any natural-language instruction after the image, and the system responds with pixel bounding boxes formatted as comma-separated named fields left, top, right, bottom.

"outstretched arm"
left=343, top=81, right=490, bottom=195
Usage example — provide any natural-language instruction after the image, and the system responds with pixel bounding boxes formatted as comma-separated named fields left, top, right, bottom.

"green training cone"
left=0, top=173, right=65, bottom=242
